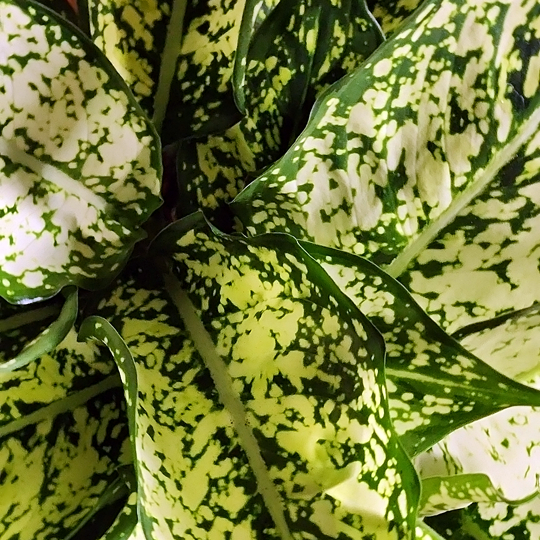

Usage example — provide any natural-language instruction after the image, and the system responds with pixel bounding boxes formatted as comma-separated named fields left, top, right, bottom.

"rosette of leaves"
left=2, top=0, right=540, bottom=539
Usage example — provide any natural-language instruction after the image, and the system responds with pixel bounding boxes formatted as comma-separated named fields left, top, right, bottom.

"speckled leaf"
left=86, top=0, right=177, bottom=118
left=0, top=287, right=78, bottom=372
left=87, top=0, right=248, bottom=141
left=425, top=497, right=540, bottom=540
left=416, top=406, right=540, bottom=519
left=414, top=312, right=540, bottom=526
left=99, top=492, right=139, bottom=540
left=415, top=521, right=447, bottom=540
left=161, top=0, right=247, bottom=143
left=455, top=304, right=540, bottom=386
left=233, top=0, right=282, bottom=113
left=176, top=0, right=383, bottom=214
left=33, top=0, right=79, bottom=25
left=0, top=0, right=161, bottom=303
left=397, top=137, right=540, bottom=334
left=0, top=387, right=128, bottom=540
left=368, top=0, right=422, bottom=37
left=0, top=326, right=128, bottom=539
left=233, top=0, right=540, bottom=274
left=301, top=242, right=540, bottom=456
left=419, top=473, right=538, bottom=517
left=92, top=221, right=420, bottom=539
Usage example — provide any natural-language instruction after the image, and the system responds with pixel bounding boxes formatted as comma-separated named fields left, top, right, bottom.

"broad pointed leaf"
left=0, top=0, right=162, bottom=303
left=300, top=242, right=540, bottom=456
left=0, top=327, right=128, bottom=539
left=91, top=218, right=420, bottom=539
left=232, top=0, right=540, bottom=279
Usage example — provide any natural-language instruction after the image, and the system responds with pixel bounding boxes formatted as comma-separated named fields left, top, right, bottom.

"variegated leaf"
left=0, top=387, right=128, bottom=539
left=0, top=327, right=128, bottom=539
left=419, top=473, right=537, bottom=517
left=456, top=304, right=540, bottom=386
left=425, top=498, right=540, bottom=540
left=300, top=242, right=540, bottom=456
left=0, top=328, right=119, bottom=427
left=86, top=0, right=177, bottom=118
left=0, top=286, right=77, bottom=372
left=0, top=0, right=162, bottom=303
left=233, top=0, right=282, bottom=113
left=368, top=0, right=422, bottom=37
left=415, top=406, right=540, bottom=518
left=232, top=0, right=540, bottom=281
left=415, top=521, right=447, bottom=540
left=91, top=220, right=420, bottom=539
left=88, top=0, right=247, bottom=142
left=99, top=492, right=139, bottom=540
left=398, top=140, right=540, bottom=334
left=176, top=0, right=383, bottom=214
left=33, top=0, right=79, bottom=26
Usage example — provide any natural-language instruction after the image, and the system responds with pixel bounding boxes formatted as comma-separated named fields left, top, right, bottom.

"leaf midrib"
left=0, top=374, right=121, bottom=439
left=0, top=139, right=108, bottom=211
left=151, top=0, right=188, bottom=133
left=165, top=274, right=294, bottom=540
left=385, top=107, right=540, bottom=278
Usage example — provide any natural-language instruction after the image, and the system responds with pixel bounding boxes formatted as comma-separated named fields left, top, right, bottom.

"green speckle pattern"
left=0, top=0, right=161, bottom=302
left=0, top=387, right=128, bottom=540
left=94, top=223, right=419, bottom=539
left=400, top=137, right=540, bottom=334
left=233, top=0, right=540, bottom=268
left=87, top=0, right=174, bottom=115
left=369, top=0, right=422, bottom=37
left=302, top=243, right=540, bottom=456
left=176, top=0, right=383, bottom=215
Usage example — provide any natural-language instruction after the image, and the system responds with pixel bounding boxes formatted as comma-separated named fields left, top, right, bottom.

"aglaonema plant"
left=1, top=0, right=540, bottom=538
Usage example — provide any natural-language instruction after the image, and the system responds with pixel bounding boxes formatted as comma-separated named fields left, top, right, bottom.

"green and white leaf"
left=425, top=498, right=540, bottom=540
left=91, top=218, right=420, bottom=539
left=33, top=0, right=79, bottom=26
left=419, top=473, right=538, bottom=517
left=99, top=492, right=139, bottom=540
left=456, top=304, right=540, bottom=385
left=415, top=406, right=540, bottom=514
left=368, top=0, right=422, bottom=37
left=301, top=242, right=540, bottom=456
left=87, top=0, right=247, bottom=142
left=0, top=326, right=128, bottom=539
left=0, top=286, right=78, bottom=372
left=176, top=0, right=383, bottom=214
left=0, top=0, right=162, bottom=303
left=86, top=0, right=177, bottom=118
left=233, top=0, right=540, bottom=279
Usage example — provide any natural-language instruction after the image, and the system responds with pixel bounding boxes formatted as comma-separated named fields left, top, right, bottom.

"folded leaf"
left=90, top=219, right=420, bottom=539
left=0, top=0, right=162, bottom=303
left=176, top=0, right=383, bottom=215
left=419, top=473, right=538, bottom=517
left=456, top=304, right=540, bottom=385
left=233, top=0, right=540, bottom=277
left=300, top=242, right=540, bottom=455
left=0, top=287, right=78, bottom=372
